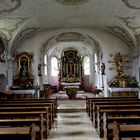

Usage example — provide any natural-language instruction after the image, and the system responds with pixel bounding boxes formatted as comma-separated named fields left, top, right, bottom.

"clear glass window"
left=51, top=57, right=59, bottom=76
left=83, top=56, right=90, bottom=75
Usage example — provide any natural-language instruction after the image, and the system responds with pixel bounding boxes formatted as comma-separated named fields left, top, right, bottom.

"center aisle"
left=47, top=100, right=101, bottom=140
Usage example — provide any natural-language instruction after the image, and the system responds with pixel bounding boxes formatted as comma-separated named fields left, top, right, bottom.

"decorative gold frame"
left=14, top=52, right=34, bottom=85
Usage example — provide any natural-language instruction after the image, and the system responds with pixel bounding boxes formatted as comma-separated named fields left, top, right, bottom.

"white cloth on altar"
left=61, top=82, right=81, bottom=86
left=13, top=89, right=35, bottom=94
left=108, top=87, right=139, bottom=93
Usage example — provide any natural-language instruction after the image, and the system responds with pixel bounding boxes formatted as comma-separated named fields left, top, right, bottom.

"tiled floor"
left=47, top=100, right=101, bottom=140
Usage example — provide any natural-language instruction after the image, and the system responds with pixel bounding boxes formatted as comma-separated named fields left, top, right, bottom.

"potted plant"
left=127, top=76, right=139, bottom=88
left=66, top=88, right=77, bottom=99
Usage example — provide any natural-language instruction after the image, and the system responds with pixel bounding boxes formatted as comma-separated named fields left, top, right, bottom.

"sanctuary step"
left=57, top=100, right=86, bottom=112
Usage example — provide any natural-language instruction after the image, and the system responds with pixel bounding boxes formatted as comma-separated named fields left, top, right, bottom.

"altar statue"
left=115, top=52, right=124, bottom=77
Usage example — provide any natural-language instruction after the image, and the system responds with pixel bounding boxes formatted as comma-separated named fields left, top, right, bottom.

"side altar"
left=108, top=52, right=139, bottom=97
left=108, top=87, right=139, bottom=97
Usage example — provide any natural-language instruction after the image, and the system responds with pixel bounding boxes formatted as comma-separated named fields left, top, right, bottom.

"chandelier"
left=1, top=50, right=11, bottom=90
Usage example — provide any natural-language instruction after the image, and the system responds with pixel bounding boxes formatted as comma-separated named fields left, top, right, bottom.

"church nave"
left=47, top=100, right=101, bottom=140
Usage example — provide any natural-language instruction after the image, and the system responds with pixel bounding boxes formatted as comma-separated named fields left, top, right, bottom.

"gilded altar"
left=13, top=52, right=34, bottom=87
left=108, top=52, right=139, bottom=97
left=59, top=48, right=83, bottom=90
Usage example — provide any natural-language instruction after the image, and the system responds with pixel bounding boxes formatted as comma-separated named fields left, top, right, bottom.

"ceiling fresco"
left=121, top=0, right=140, bottom=10
left=0, top=16, right=30, bottom=41
left=0, top=0, right=140, bottom=51
left=118, top=16, right=140, bottom=37
left=106, top=26, right=134, bottom=48
left=0, top=0, right=22, bottom=14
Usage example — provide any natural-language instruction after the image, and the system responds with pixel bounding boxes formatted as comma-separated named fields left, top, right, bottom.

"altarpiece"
left=59, top=48, right=83, bottom=90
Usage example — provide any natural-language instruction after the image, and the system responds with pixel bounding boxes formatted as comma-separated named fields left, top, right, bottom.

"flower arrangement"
left=66, top=88, right=77, bottom=99
left=108, top=79, right=118, bottom=87
left=127, top=76, right=139, bottom=88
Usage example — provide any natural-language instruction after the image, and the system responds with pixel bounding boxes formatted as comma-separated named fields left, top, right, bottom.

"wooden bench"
left=112, top=121, right=140, bottom=140
left=0, top=106, right=53, bottom=130
left=0, top=98, right=58, bottom=139
left=91, top=100, right=140, bottom=126
left=97, top=108, right=140, bottom=138
left=93, top=102, right=140, bottom=126
left=0, top=108, right=50, bottom=136
left=86, top=97, right=139, bottom=119
left=0, top=98, right=57, bottom=117
left=0, top=103, right=54, bottom=122
left=86, top=96, right=138, bottom=114
left=103, top=114, right=140, bottom=140
left=0, top=114, right=44, bottom=140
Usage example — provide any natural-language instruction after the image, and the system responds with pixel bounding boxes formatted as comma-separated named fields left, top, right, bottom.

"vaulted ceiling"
left=0, top=0, right=140, bottom=50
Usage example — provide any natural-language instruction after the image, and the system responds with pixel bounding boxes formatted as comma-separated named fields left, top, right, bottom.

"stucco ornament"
left=56, top=0, right=89, bottom=5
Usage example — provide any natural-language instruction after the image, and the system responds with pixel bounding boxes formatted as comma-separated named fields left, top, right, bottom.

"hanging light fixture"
left=1, top=50, right=10, bottom=90
left=0, top=13, right=11, bottom=90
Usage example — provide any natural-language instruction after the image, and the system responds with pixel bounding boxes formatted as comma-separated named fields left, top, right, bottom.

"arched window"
left=44, top=55, right=47, bottom=75
left=83, top=56, right=90, bottom=75
left=51, top=57, right=59, bottom=76
left=95, top=53, right=97, bottom=73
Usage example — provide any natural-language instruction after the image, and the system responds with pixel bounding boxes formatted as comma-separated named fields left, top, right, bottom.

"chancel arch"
left=42, top=32, right=103, bottom=92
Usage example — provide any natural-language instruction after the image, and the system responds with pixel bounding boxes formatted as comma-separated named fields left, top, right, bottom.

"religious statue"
left=21, top=62, right=28, bottom=79
left=38, top=64, right=42, bottom=76
left=115, top=52, right=124, bottom=77
left=108, top=52, right=130, bottom=87
left=101, top=62, right=105, bottom=75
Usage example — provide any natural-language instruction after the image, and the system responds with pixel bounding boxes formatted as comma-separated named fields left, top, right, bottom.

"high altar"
left=59, top=48, right=83, bottom=91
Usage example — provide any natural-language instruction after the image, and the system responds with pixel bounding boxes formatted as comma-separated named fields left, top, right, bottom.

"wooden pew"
left=0, top=98, right=58, bottom=139
left=94, top=103, right=140, bottom=127
left=0, top=106, right=52, bottom=130
left=0, top=98, right=57, bottom=117
left=103, top=114, right=140, bottom=140
left=112, top=121, right=140, bottom=140
left=0, top=103, right=54, bottom=123
left=0, top=123, right=36, bottom=140
left=0, top=107, right=50, bottom=138
left=0, top=114, right=45, bottom=140
left=97, top=108, right=140, bottom=138
left=86, top=96, right=138, bottom=114
left=86, top=97, right=139, bottom=119
left=91, top=100, right=140, bottom=126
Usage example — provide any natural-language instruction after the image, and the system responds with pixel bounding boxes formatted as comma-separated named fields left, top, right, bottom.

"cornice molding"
left=56, top=0, right=89, bottom=5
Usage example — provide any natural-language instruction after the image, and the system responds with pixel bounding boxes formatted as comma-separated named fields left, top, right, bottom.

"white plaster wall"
left=15, top=36, right=42, bottom=86
left=0, top=62, right=6, bottom=75
left=14, top=28, right=132, bottom=90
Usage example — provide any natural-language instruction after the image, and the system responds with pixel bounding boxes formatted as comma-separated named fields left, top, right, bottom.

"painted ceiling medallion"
left=56, top=0, right=89, bottom=5
left=0, top=0, right=22, bottom=14
left=122, top=0, right=140, bottom=9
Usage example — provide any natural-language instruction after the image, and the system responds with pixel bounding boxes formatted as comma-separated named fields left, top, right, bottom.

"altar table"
left=12, top=89, right=36, bottom=98
left=108, top=87, right=139, bottom=97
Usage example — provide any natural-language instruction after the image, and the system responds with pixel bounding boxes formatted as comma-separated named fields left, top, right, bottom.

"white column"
left=103, top=75, right=108, bottom=97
